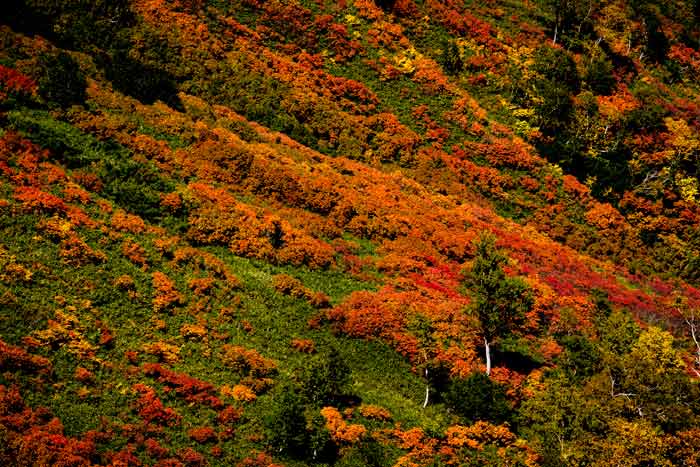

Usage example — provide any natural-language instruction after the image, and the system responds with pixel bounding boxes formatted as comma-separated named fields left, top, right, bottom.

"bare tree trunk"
left=422, top=366, right=430, bottom=408
left=675, top=297, right=700, bottom=377
left=687, top=314, right=700, bottom=377
left=577, top=1, right=593, bottom=35
left=485, top=337, right=491, bottom=376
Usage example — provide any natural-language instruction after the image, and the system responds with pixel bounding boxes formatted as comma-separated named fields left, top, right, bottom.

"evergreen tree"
left=264, top=385, right=309, bottom=457
left=441, top=40, right=463, bottom=75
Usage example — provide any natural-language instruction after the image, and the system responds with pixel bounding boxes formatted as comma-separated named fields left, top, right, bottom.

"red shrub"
left=0, top=385, right=97, bottom=466
left=0, top=65, right=37, bottom=98
left=132, top=384, right=181, bottom=426
left=142, top=363, right=223, bottom=408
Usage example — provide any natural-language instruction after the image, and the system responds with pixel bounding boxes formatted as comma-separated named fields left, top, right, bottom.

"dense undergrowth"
left=1, top=0, right=700, bottom=466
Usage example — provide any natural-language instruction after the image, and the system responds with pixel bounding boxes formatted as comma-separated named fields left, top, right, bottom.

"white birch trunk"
left=484, top=337, right=491, bottom=376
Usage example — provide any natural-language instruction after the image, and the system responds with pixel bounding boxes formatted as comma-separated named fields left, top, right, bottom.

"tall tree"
left=300, top=347, right=351, bottom=405
left=441, top=40, right=463, bottom=75
left=464, top=235, right=532, bottom=375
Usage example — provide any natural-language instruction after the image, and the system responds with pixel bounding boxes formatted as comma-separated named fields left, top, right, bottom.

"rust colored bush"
left=219, top=345, right=277, bottom=378
left=59, top=235, right=107, bottom=266
left=290, top=338, right=316, bottom=354
left=359, top=404, right=392, bottom=421
left=133, top=383, right=181, bottom=426
left=177, top=447, right=207, bottom=467
left=187, top=426, right=217, bottom=444
left=0, top=339, right=52, bottom=374
left=187, top=277, right=215, bottom=296
left=217, top=406, right=243, bottom=425
left=0, top=385, right=97, bottom=466
left=111, top=210, right=147, bottom=234
left=122, top=239, right=149, bottom=267
left=74, top=367, right=94, bottom=383
left=13, top=186, right=66, bottom=213
left=145, top=438, right=170, bottom=459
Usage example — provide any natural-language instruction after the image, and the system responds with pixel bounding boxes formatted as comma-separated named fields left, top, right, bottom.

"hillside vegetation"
left=1, top=0, right=700, bottom=466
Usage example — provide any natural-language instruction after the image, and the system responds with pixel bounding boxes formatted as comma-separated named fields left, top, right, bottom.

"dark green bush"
left=264, top=385, right=309, bottom=457
left=532, top=46, right=580, bottom=93
left=105, top=48, right=182, bottom=109
left=557, top=335, right=602, bottom=381
left=527, top=47, right=580, bottom=134
left=0, top=0, right=134, bottom=50
left=300, top=347, right=351, bottom=406
left=584, top=53, right=616, bottom=95
left=441, top=41, right=463, bottom=75
left=444, top=372, right=512, bottom=424
left=38, top=52, right=87, bottom=107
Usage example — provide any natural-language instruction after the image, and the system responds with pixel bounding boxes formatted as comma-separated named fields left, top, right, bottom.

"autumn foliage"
left=2, top=0, right=700, bottom=465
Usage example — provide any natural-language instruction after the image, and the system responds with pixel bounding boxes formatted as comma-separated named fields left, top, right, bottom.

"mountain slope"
left=1, top=1, right=700, bottom=466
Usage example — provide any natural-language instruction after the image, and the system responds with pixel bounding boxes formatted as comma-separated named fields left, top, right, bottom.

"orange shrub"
left=142, top=341, right=181, bottom=363
left=161, top=192, right=183, bottom=212
left=111, top=210, right=147, bottom=234
left=220, top=345, right=277, bottom=378
left=114, top=274, right=136, bottom=290
left=0, top=249, right=33, bottom=283
left=152, top=271, right=183, bottom=312
left=74, top=367, right=94, bottom=383
left=121, top=239, right=148, bottom=267
left=359, top=404, right=392, bottom=421
left=445, top=421, right=516, bottom=448
left=217, top=405, right=243, bottom=425
left=62, top=184, right=91, bottom=204
left=38, top=216, right=72, bottom=239
left=180, top=323, right=207, bottom=340
left=186, top=184, right=334, bottom=268
left=236, top=452, right=285, bottom=467
left=272, top=274, right=308, bottom=298
left=320, top=406, right=366, bottom=444
left=222, top=384, right=257, bottom=402
left=188, top=276, right=215, bottom=296
left=290, top=338, right=316, bottom=354
left=59, top=235, right=107, bottom=266
left=144, top=438, right=170, bottom=459
left=13, top=186, right=65, bottom=213
left=585, top=202, right=625, bottom=230
left=272, top=274, right=330, bottom=307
